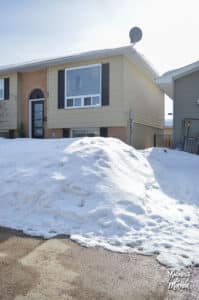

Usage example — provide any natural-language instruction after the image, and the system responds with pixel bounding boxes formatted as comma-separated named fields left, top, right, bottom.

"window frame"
left=0, top=79, right=4, bottom=101
left=71, top=127, right=100, bottom=138
left=65, top=64, right=102, bottom=109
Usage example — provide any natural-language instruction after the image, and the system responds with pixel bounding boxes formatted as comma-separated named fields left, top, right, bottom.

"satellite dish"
left=129, top=27, right=142, bottom=44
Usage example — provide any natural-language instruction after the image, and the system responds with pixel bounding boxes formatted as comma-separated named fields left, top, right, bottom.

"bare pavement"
left=0, top=227, right=198, bottom=300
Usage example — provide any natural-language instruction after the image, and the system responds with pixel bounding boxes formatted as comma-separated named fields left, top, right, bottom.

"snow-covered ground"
left=0, top=137, right=199, bottom=268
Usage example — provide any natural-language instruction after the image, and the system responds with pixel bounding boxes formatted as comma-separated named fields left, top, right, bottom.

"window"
left=71, top=128, right=100, bottom=138
left=65, top=64, right=101, bottom=109
left=29, top=89, right=44, bottom=99
left=92, top=96, right=100, bottom=106
left=74, top=98, right=81, bottom=107
left=67, top=98, right=73, bottom=107
left=84, top=97, right=91, bottom=106
left=0, top=79, right=4, bottom=100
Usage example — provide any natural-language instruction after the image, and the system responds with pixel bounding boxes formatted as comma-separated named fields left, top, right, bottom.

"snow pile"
left=0, top=137, right=199, bottom=268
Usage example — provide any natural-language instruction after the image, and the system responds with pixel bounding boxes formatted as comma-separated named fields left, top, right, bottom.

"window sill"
left=64, top=105, right=102, bottom=110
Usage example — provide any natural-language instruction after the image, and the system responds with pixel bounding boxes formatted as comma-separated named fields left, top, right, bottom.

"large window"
left=0, top=79, right=4, bottom=100
left=65, top=64, right=101, bottom=109
left=71, top=128, right=100, bottom=138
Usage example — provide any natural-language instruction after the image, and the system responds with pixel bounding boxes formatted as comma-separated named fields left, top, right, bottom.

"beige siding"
left=132, top=123, right=162, bottom=149
left=47, top=54, right=164, bottom=134
left=123, top=57, right=164, bottom=129
left=0, top=52, right=164, bottom=148
left=47, top=56, right=127, bottom=129
left=0, top=73, right=18, bottom=130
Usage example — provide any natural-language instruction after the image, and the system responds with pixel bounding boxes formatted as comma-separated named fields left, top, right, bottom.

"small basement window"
left=71, top=128, right=100, bottom=138
left=0, top=79, right=4, bottom=100
left=65, top=64, right=101, bottom=109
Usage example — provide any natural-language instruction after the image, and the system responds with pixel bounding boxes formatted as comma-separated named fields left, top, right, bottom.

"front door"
left=31, top=101, right=44, bottom=138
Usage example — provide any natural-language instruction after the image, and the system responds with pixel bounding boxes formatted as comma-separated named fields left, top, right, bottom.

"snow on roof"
left=156, top=60, right=199, bottom=99
left=0, top=45, right=158, bottom=81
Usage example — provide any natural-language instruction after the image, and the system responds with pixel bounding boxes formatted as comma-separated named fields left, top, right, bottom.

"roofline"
left=0, top=45, right=158, bottom=81
left=156, top=60, right=199, bottom=99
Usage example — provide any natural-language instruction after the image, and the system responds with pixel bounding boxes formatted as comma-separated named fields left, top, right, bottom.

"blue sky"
left=1, top=0, right=199, bottom=116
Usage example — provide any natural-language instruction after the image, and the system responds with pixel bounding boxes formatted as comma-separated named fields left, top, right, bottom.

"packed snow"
left=0, top=137, right=199, bottom=268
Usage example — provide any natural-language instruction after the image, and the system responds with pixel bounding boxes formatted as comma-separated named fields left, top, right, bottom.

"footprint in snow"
left=163, top=243, right=172, bottom=249
left=145, top=182, right=159, bottom=190
left=150, top=214, right=163, bottom=223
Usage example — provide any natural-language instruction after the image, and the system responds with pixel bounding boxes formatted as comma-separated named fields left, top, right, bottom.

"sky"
left=0, top=0, right=199, bottom=118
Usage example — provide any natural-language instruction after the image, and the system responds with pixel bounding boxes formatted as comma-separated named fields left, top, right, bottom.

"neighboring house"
left=157, top=61, right=199, bottom=150
left=0, top=45, right=164, bottom=149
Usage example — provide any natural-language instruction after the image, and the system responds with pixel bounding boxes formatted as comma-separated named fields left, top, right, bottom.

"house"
left=157, top=61, right=199, bottom=151
left=0, top=45, right=164, bottom=149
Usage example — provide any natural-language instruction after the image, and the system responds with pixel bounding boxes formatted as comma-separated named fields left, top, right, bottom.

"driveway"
left=0, top=227, right=198, bottom=300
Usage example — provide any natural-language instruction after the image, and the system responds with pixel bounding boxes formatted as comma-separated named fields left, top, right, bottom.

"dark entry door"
left=32, top=101, right=44, bottom=138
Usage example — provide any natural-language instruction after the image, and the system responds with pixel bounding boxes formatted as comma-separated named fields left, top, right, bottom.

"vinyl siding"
left=174, top=70, right=199, bottom=146
left=123, top=56, right=164, bottom=129
left=0, top=73, right=18, bottom=130
left=0, top=53, right=164, bottom=143
left=47, top=55, right=127, bottom=129
left=132, top=123, right=162, bottom=149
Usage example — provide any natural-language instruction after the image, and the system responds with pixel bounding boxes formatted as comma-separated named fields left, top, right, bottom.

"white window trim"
left=65, top=64, right=101, bottom=109
left=0, top=79, right=4, bottom=101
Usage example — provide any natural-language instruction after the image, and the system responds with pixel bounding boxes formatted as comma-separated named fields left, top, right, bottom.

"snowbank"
left=0, top=137, right=199, bottom=268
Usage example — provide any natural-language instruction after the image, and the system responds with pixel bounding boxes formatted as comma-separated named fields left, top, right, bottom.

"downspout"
left=129, top=110, right=134, bottom=146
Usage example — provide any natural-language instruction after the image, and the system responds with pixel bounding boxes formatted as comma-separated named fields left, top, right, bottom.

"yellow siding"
left=123, top=57, right=164, bottom=128
left=47, top=54, right=164, bottom=131
left=0, top=53, right=164, bottom=141
left=0, top=73, right=18, bottom=130
left=47, top=56, right=127, bottom=129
